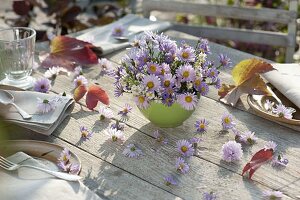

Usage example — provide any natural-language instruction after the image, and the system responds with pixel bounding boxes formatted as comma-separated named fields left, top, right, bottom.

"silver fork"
left=0, top=156, right=81, bottom=182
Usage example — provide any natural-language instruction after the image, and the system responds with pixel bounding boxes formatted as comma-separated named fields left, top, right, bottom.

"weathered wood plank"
left=2, top=126, right=182, bottom=200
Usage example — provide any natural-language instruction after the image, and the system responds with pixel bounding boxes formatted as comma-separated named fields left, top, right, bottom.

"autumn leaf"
left=218, top=84, right=235, bottom=98
left=73, top=85, right=87, bottom=102
left=86, top=85, right=109, bottom=110
left=40, top=36, right=103, bottom=70
left=242, top=148, right=274, bottom=179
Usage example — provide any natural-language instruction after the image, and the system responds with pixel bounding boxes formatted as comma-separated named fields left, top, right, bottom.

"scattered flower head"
left=44, top=66, right=70, bottom=80
left=123, top=144, right=143, bottom=158
left=110, top=121, right=125, bottom=131
left=262, top=190, right=283, bottom=200
left=175, top=157, right=190, bottom=174
left=264, top=141, right=277, bottom=151
left=58, top=148, right=71, bottom=164
left=99, top=105, right=114, bottom=120
left=240, top=131, right=257, bottom=145
left=195, top=118, right=209, bottom=133
left=153, top=130, right=168, bottom=144
left=34, top=78, right=51, bottom=93
left=189, top=137, right=203, bottom=149
left=176, top=139, right=195, bottom=157
left=37, top=97, right=56, bottom=113
left=80, top=126, right=93, bottom=140
left=57, top=162, right=80, bottom=174
left=221, top=141, right=243, bottom=162
left=98, top=58, right=113, bottom=74
left=218, top=54, right=232, bottom=68
left=221, top=113, right=236, bottom=130
left=74, top=66, right=83, bottom=77
left=272, top=104, right=296, bottom=119
left=203, top=191, right=217, bottom=200
left=118, top=103, right=132, bottom=117
left=73, top=75, right=88, bottom=88
left=272, top=154, right=288, bottom=167
left=106, top=127, right=125, bottom=142
left=112, top=25, right=125, bottom=37
left=164, top=175, right=178, bottom=186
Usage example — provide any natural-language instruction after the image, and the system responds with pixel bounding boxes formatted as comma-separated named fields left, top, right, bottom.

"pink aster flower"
left=195, top=118, right=209, bottom=133
left=264, top=141, right=277, bottom=151
left=221, top=113, right=236, bottom=130
left=164, top=175, right=178, bottom=186
left=134, top=95, right=150, bottom=109
left=80, top=126, right=93, bottom=140
left=272, top=104, right=296, bottom=119
left=177, top=92, right=198, bottom=110
left=262, top=190, right=283, bottom=200
left=240, top=131, right=257, bottom=145
left=37, top=97, right=56, bottom=114
left=176, top=46, right=196, bottom=62
left=153, top=130, right=168, bottom=144
left=176, top=64, right=196, bottom=82
left=106, top=127, right=125, bottom=142
left=147, top=62, right=161, bottom=75
left=175, top=157, right=189, bottom=174
left=221, top=141, right=243, bottom=162
left=34, top=78, right=51, bottom=93
left=111, top=25, right=125, bottom=37
left=99, top=105, right=114, bottom=120
left=272, top=154, right=288, bottom=167
left=73, top=75, right=88, bottom=88
left=176, top=139, right=195, bottom=157
left=203, top=192, right=217, bottom=200
left=118, top=103, right=132, bottom=117
left=142, top=74, right=161, bottom=92
left=123, top=144, right=143, bottom=158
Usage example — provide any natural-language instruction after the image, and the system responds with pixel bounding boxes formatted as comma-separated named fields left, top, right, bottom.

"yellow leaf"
left=232, top=58, right=274, bottom=85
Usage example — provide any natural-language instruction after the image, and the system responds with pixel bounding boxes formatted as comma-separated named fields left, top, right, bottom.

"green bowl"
left=138, top=102, right=195, bottom=128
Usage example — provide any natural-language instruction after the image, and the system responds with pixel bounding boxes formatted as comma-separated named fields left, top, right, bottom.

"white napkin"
left=77, top=14, right=171, bottom=55
left=0, top=90, right=75, bottom=135
left=263, top=63, right=300, bottom=109
left=0, top=152, right=101, bottom=200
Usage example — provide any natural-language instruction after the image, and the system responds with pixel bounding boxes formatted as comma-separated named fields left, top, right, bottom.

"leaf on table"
left=218, top=84, right=236, bottom=98
left=86, top=85, right=109, bottom=110
left=242, top=148, right=274, bottom=180
left=40, top=36, right=103, bottom=71
left=73, top=85, right=87, bottom=102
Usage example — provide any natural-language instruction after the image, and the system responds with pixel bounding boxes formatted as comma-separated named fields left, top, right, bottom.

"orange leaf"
left=73, top=85, right=87, bottom=102
left=86, top=85, right=109, bottom=110
left=232, top=58, right=274, bottom=85
left=218, top=84, right=236, bottom=98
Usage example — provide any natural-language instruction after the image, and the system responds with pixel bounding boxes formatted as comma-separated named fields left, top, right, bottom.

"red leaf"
left=242, top=149, right=274, bottom=179
left=73, top=85, right=87, bottom=102
left=41, top=36, right=102, bottom=70
left=86, top=85, right=109, bottom=110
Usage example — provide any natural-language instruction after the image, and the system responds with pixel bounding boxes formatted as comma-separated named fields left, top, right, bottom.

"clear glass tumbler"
left=0, top=27, right=36, bottom=89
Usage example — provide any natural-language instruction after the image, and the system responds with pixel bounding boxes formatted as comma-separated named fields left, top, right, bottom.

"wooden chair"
left=142, top=0, right=298, bottom=63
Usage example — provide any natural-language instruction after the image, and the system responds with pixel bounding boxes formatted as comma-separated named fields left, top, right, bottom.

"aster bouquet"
left=113, top=31, right=230, bottom=126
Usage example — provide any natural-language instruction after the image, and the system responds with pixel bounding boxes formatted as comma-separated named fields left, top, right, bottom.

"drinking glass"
left=0, top=27, right=36, bottom=89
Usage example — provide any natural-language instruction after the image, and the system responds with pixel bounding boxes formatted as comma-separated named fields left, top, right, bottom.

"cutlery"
left=0, top=90, right=32, bottom=119
left=114, top=30, right=143, bottom=42
left=0, top=156, right=81, bottom=182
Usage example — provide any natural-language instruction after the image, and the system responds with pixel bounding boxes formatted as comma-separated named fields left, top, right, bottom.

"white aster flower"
left=99, top=105, right=114, bottom=120
left=106, top=127, right=125, bottom=142
left=37, top=97, right=57, bottom=114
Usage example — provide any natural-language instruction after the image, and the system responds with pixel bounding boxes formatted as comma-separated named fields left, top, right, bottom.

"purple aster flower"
left=272, top=104, right=296, bottom=119
left=37, top=97, right=56, bottom=114
left=34, top=78, right=51, bottom=93
left=177, top=92, right=198, bottom=110
left=99, top=105, right=114, bottom=120
left=153, top=130, right=168, bottom=144
left=203, top=192, right=217, bottom=200
left=147, top=62, right=161, bottom=75
left=134, top=95, right=150, bottom=109
left=57, top=161, right=68, bottom=171
left=218, top=54, right=232, bottom=68
left=199, top=82, right=209, bottom=96
left=272, top=154, right=288, bottom=167
left=110, top=121, right=125, bottom=131
left=123, top=144, right=143, bottom=158
left=195, top=118, right=209, bottom=133
left=221, top=141, right=243, bottom=162
left=118, top=103, right=132, bottom=117
left=73, top=75, right=88, bottom=88
left=189, top=137, right=203, bottom=149
left=193, top=77, right=202, bottom=90
left=162, top=92, right=175, bottom=107
left=207, top=67, right=219, bottom=80
left=213, top=77, right=221, bottom=89
left=264, top=141, right=277, bottom=151
left=161, top=73, right=175, bottom=89
left=262, top=190, right=283, bottom=200
left=98, top=58, right=113, bottom=74
left=198, top=38, right=211, bottom=54
left=114, top=82, right=124, bottom=97
left=265, top=99, right=274, bottom=111
left=58, top=148, right=71, bottom=164
left=176, top=64, right=196, bottom=82
left=106, top=127, right=125, bottom=142
left=164, top=175, right=178, bottom=186
left=175, top=157, right=190, bottom=174
left=221, top=113, right=236, bottom=130
left=142, top=74, right=161, bottom=92
left=136, top=49, right=150, bottom=67
left=176, top=139, right=195, bottom=157
left=176, top=46, right=196, bottom=62
left=160, top=63, right=171, bottom=76
left=80, top=126, right=93, bottom=140
left=232, top=128, right=242, bottom=143
left=111, top=25, right=125, bottom=37
left=69, top=163, right=80, bottom=174
left=240, top=131, right=257, bottom=145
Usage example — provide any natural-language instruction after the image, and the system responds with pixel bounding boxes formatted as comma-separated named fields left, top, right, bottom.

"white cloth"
left=0, top=152, right=101, bottom=200
left=263, top=63, right=300, bottom=109
left=0, top=90, right=74, bottom=135
left=77, top=14, right=171, bottom=55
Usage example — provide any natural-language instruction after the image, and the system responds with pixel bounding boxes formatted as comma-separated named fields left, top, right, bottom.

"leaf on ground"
left=86, top=85, right=109, bottom=110
left=40, top=36, right=102, bottom=70
left=73, top=85, right=87, bottom=102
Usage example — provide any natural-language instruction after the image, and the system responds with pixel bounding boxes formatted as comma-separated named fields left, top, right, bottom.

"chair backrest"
left=142, top=0, right=298, bottom=63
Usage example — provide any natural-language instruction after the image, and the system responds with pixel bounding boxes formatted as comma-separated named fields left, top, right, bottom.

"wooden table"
left=3, top=30, right=300, bottom=200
